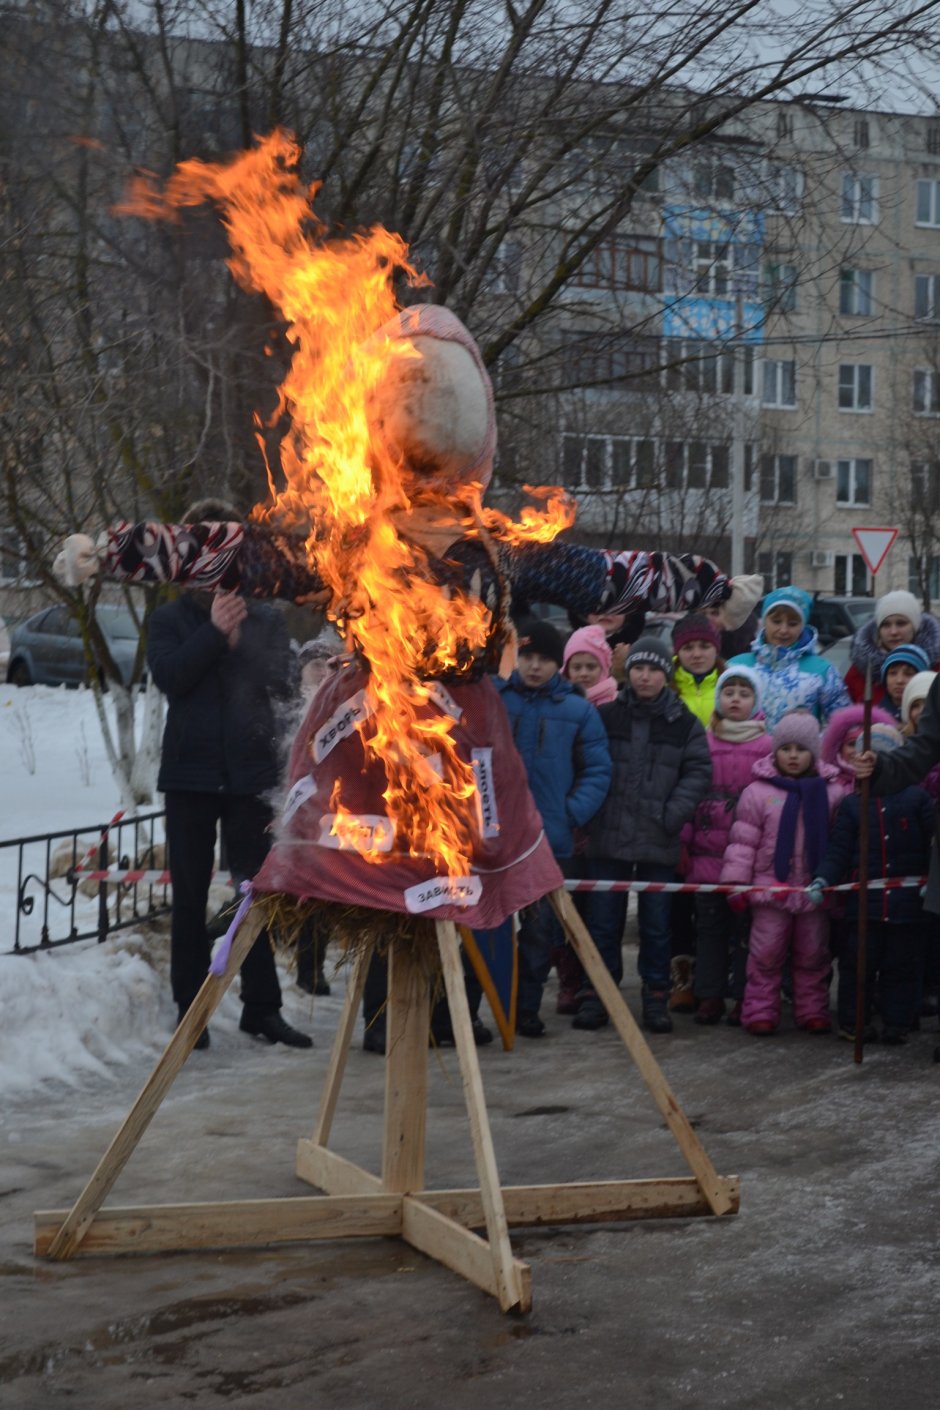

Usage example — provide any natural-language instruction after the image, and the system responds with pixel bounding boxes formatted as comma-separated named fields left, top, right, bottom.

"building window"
left=0, top=529, right=28, bottom=584
left=912, top=461, right=940, bottom=511
left=757, top=550, right=794, bottom=590
left=563, top=332, right=661, bottom=391
left=573, top=235, right=663, bottom=293
left=913, top=369, right=940, bottom=415
left=928, top=126, right=940, bottom=157
left=836, top=553, right=868, bottom=595
left=841, top=173, right=878, bottom=224
left=836, top=458, right=872, bottom=506
left=692, top=240, right=731, bottom=296
left=853, top=119, right=870, bottom=149
left=763, top=262, right=798, bottom=312
left=760, top=454, right=797, bottom=505
left=838, top=363, right=873, bottom=411
left=839, top=269, right=874, bottom=316
left=916, top=180, right=940, bottom=227
left=914, top=274, right=940, bottom=321
left=764, top=163, right=804, bottom=215
left=910, top=556, right=940, bottom=600
left=777, top=110, right=793, bottom=140
left=693, top=157, right=735, bottom=202
left=666, top=339, right=753, bottom=395
left=561, top=433, right=659, bottom=491
left=663, top=441, right=733, bottom=491
left=762, top=359, right=797, bottom=408
left=487, top=240, right=523, bottom=295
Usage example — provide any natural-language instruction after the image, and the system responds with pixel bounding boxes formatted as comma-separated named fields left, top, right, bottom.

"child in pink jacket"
left=721, top=711, right=843, bottom=1035
left=682, top=665, right=771, bottom=1025
left=821, top=704, right=897, bottom=805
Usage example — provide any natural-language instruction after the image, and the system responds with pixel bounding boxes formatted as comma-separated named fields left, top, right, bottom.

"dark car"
left=808, top=595, right=874, bottom=647
left=6, top=604, right=143, bottom=688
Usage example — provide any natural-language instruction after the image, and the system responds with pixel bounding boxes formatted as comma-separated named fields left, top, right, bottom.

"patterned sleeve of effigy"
left=501, top=540, right=731, bottom=619
left=100, top=520, right=326, bottom=601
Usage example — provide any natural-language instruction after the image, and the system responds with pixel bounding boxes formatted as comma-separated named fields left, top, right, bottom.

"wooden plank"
left=295, top=1140, right=383, bottom=1196
left=35, top=1194, right=402, bottom=1257
left=402, top=1196, right=532, bottom=1314
left=436, top=920, right=526, bottom=1314
left=382, top=942, right=429, bottom=1192
left=312, top=939, right=372, bottom=1146
left=549, top=888, right=736, bottom=1217
left=41, top=906, right=268, bottom=1260
left=417, top=1175, right=741, bottom=1229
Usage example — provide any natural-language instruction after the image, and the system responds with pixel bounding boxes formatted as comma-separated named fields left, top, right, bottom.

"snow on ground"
left=0, top=683, right=272, bottom=1098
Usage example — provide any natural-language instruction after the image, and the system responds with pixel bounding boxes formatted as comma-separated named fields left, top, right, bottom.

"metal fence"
left=3, top=811, right=171, bottom=953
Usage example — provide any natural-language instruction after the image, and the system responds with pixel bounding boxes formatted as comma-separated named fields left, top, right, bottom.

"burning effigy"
left=57, top=131, right=760, bottom=939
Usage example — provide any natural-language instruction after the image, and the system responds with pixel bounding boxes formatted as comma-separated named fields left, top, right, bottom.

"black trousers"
left=164, top=790, right=282, bottom=1017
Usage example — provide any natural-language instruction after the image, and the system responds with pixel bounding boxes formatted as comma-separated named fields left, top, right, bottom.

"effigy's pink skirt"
left=253, top=665, right=562, bottom=928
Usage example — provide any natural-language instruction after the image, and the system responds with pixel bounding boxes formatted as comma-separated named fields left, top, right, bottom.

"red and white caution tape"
left=67, top=867, right=925, bottom=896
left=563, top=877, right=926, bottom=895
left=70, top=867, right=233, bottom=887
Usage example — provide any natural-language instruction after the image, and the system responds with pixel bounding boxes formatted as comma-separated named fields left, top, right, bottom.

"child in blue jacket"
left=496, top=619, right=611, bottom=1035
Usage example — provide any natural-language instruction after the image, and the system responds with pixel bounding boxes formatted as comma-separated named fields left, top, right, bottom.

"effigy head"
left=366, top=305, right=496, bottom=495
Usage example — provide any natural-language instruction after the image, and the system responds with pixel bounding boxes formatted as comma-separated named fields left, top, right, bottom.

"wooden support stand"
left=34, top=888, right=739, bottom=1313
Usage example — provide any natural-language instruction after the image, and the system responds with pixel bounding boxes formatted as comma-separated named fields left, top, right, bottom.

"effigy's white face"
left=367, top=337, right=489, bottom=486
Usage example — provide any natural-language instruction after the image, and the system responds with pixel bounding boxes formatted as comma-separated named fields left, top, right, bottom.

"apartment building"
left=547, top=99, right=940, bottom=600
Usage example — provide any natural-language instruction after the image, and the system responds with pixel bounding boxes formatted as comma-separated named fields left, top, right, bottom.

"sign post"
left=848, top=526, right=898, bottom=1063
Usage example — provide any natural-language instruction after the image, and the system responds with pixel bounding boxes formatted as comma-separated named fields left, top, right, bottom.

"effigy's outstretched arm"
left=503, top=539, right=762, bottom=627
left=54, top=520, right=326, bottom=604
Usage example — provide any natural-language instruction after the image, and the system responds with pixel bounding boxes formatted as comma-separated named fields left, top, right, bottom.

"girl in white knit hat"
left=845, top=590, right=940, bottom=706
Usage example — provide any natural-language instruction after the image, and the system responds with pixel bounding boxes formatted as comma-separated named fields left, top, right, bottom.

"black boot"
left=239, top=1011, right=313, bottom=1048
left=641, top=988, right=673, bottom=1034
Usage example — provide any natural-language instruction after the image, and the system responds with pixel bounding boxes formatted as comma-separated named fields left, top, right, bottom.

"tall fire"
left=120, top=130, right=574, bottom=877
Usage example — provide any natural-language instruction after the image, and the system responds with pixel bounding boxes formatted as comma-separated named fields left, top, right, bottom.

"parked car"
left=6, top=604, right=143, bottom=688
left=808, top=595, right=874, bottom=647
left=820, top=635, right=853, bottom=677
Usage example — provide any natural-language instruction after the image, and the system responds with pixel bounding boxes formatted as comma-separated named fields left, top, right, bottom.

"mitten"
left=53, top=533, right=105, bottom=587
left=727, top=891, right=749, bottom=914
left=806, top=878, right=827, bottom=908
left=720, top=573, right=764, bottom=630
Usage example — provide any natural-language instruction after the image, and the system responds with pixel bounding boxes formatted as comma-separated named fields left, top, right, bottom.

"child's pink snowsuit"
left=720, top=754, right=843, bottom=1029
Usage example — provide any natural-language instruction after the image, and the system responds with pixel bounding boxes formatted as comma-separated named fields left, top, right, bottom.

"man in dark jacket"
left=586, top=635, right=712, bottom=1033
left=147, top=498, right=311, bottom=1050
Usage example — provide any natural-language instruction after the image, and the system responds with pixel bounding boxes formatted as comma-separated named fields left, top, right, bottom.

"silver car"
left=6, top=604, right=143, bottom=688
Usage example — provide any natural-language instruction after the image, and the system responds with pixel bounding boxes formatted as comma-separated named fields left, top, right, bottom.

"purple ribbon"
left=208, top=880, right=253, bottom=976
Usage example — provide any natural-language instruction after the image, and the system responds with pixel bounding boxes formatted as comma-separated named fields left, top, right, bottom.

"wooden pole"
left=549, top=887, right=734, bottom=1216
left=854, top=661, right=873, bottom=1065
left=44, top=905, right=267, bottom=1258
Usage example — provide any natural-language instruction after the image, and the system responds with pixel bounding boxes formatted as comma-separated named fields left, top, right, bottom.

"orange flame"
left=120, top=131, right=570, bottom=874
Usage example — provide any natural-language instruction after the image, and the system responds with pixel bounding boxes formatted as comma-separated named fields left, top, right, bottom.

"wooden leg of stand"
left=436, top=920, right=530, bottom=1314
left=382, top=941, right=430, bottom=1192
left=44, top=905, right=268, bottom=1259
left=550, top=888, right=734, bottom=1217
left=311, top=939, right=372, bottom=1147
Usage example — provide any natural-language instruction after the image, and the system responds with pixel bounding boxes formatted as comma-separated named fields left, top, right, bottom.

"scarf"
left=712, top=717, right=767, bottom=743
left=585, top=675, right=618, bottom=706
left=770, top=774, right=830, bottom=883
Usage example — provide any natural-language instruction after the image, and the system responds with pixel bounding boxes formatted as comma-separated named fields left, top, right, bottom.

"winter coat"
left=495, top=669, right=611, bottom=858
left=845, top=613, right=940, bottom=705
left=672, top=664, right=721, bottom=728
left=728, top=625, right=850, bottom=729
left=720, top=754, right=843, bottom=912
left=816, top=788, right=933, bottom=924
left=870, top=673, right=940, bottom=913
left=147, top=593, right=297, bottom=796
left=682, top=730, right=773, bottom=882
left=588, top=685, right=712, bottom=867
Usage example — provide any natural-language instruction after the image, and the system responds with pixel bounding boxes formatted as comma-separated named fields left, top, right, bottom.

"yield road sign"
left=851, top=526, right=898, bottom=576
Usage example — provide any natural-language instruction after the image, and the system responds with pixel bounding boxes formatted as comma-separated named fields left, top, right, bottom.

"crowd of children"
left=504, top=584, right=940, bottom=1054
